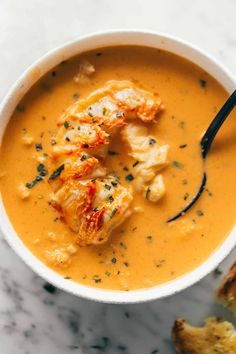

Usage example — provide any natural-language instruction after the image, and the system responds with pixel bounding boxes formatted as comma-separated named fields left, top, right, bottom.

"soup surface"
left=1, top=46, right=236, bottom=291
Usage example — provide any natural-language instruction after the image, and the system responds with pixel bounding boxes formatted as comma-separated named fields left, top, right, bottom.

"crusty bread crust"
left=216, top=262, right=236, bottom=314
left=172, top=317, right=236, bottom=354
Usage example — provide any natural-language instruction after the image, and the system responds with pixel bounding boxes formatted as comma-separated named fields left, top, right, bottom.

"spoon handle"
left=201, top=90, right=236, bottom=159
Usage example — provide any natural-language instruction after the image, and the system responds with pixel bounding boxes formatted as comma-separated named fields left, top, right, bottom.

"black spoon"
left=167, top=89, right=236, bottom=223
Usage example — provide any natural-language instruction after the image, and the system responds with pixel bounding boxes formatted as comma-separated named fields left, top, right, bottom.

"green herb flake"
left=64, top=121, right=70, bottom=129
left=111, top=257, right=117, bottom=264
left=125, top=174, right=134, bottom=182
left=35, top=143, right=43, bottom=151
left=146, top=186, right=151, bottom=200
left=199, top=79, right=207, bottom=88
left=154, top=259, right=165, bottom=268
left=16, top=104, right=26, bottom=113
left=172, top=160, right=184, bottom=169
left=179, top=121, right=185, bottom=129
left=196, top=209, right=204, bottom=216
left=108, top=150, right=118, bottom=156
left=105, top=271, right=111, bottom=277
left=123, top=262, right=129, bottom=267
left=80, top=154, right=88, bottom=162
left=179, top=144, right=187, bottom=149
left=108, top=195, right=114, bottom=203
left=147, top=235, right=153, bottom=241
left=116, top=111, right=124, bottom=118
left=149, top=138, right=156, bottom=146
left=26, top=176, right=43, bottom=189
left=184, top=192, right=189, bottom=201
left=41, top=82, right=51, bottom=92
left=37, top=163, right=45, bottom=173
left=110, top=208, right=117, bottom=219
left=111, top=181, right=118, bottom=187
left=49, top=164, right=65, bottom=180
left=92, top=275, right=101, bottom=283
left=105, top=184, right=111, bottom=190
left=26, top=165, right=48, bottom=189
left=132, top=161, right=139, bottom=168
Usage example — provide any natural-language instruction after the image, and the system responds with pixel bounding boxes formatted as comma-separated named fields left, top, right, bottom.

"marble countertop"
left=1, top=0, right=236, bottom=353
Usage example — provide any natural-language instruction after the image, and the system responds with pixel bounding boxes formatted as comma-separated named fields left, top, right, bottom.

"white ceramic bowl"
left=0, top=30, right=236, bottom=304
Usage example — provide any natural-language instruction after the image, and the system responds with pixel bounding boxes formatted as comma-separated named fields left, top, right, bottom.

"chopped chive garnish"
left=16, top=104, right=26, bottom=112
left=64, top=121, right=69, bottom=129
left=199, top=79, right=207, bottom=88
left=108, top=195, right=114, bottom=203
left=132, top=161, right=139, bottom=167
left=184, top=192, right=189, bottom=201
left=105, top=184, right=111, bottom=190
left=146, top=186, right=151, bottom=200
left=172, top=160, right=184, bottom=169
left=49, top=164, right=64, bottom=180
left=26, top=165, right=48, bottom=189
left=110, top=208, right=117, bottom=218
left=108, top=150, right=118, bottom=156
left=80, top=154, right=88, bottom=161
left=125, top=174, right=134, bottom=182
left=116, top=111, right=124, bottom=118
left=179, top=144, right=187, bottom=148
left=37, top=163, right=45, bottom=173
left=111, top=181, right=118, bottom=187
left=149, top=138, right=156, bottom=146
left=196, top=209, right=204, bottom=216
left=35, top=143, right=42, bottom=151
left=93, top=275, right=101, bottom=283
left=111, top=257, right=117, bottom=264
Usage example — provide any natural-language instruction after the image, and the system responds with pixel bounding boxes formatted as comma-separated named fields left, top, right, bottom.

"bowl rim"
left=0, top=29, right=236, bottom=304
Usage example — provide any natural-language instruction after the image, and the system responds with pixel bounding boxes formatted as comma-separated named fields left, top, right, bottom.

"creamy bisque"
left=1, top=46, right=236, bottom=291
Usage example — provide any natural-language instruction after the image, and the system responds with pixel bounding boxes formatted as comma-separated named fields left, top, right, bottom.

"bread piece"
left=216, top=262, right=236, bottom=314
left=172, top=317, right=236, bottom=354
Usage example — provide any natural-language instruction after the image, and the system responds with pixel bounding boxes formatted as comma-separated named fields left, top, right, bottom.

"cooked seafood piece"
left=49, top=152, right=106, bottom=191
left=51, top=177, right=133, bottom=246
left=52, top=80, right=163, bottom=158
left=49, top=80, right=165, bottom=245
left=122, top=123, right=168, bottom=201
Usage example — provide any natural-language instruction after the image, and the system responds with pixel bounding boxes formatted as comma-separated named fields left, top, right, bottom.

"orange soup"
left=1, top=46, right=236, bottom=291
